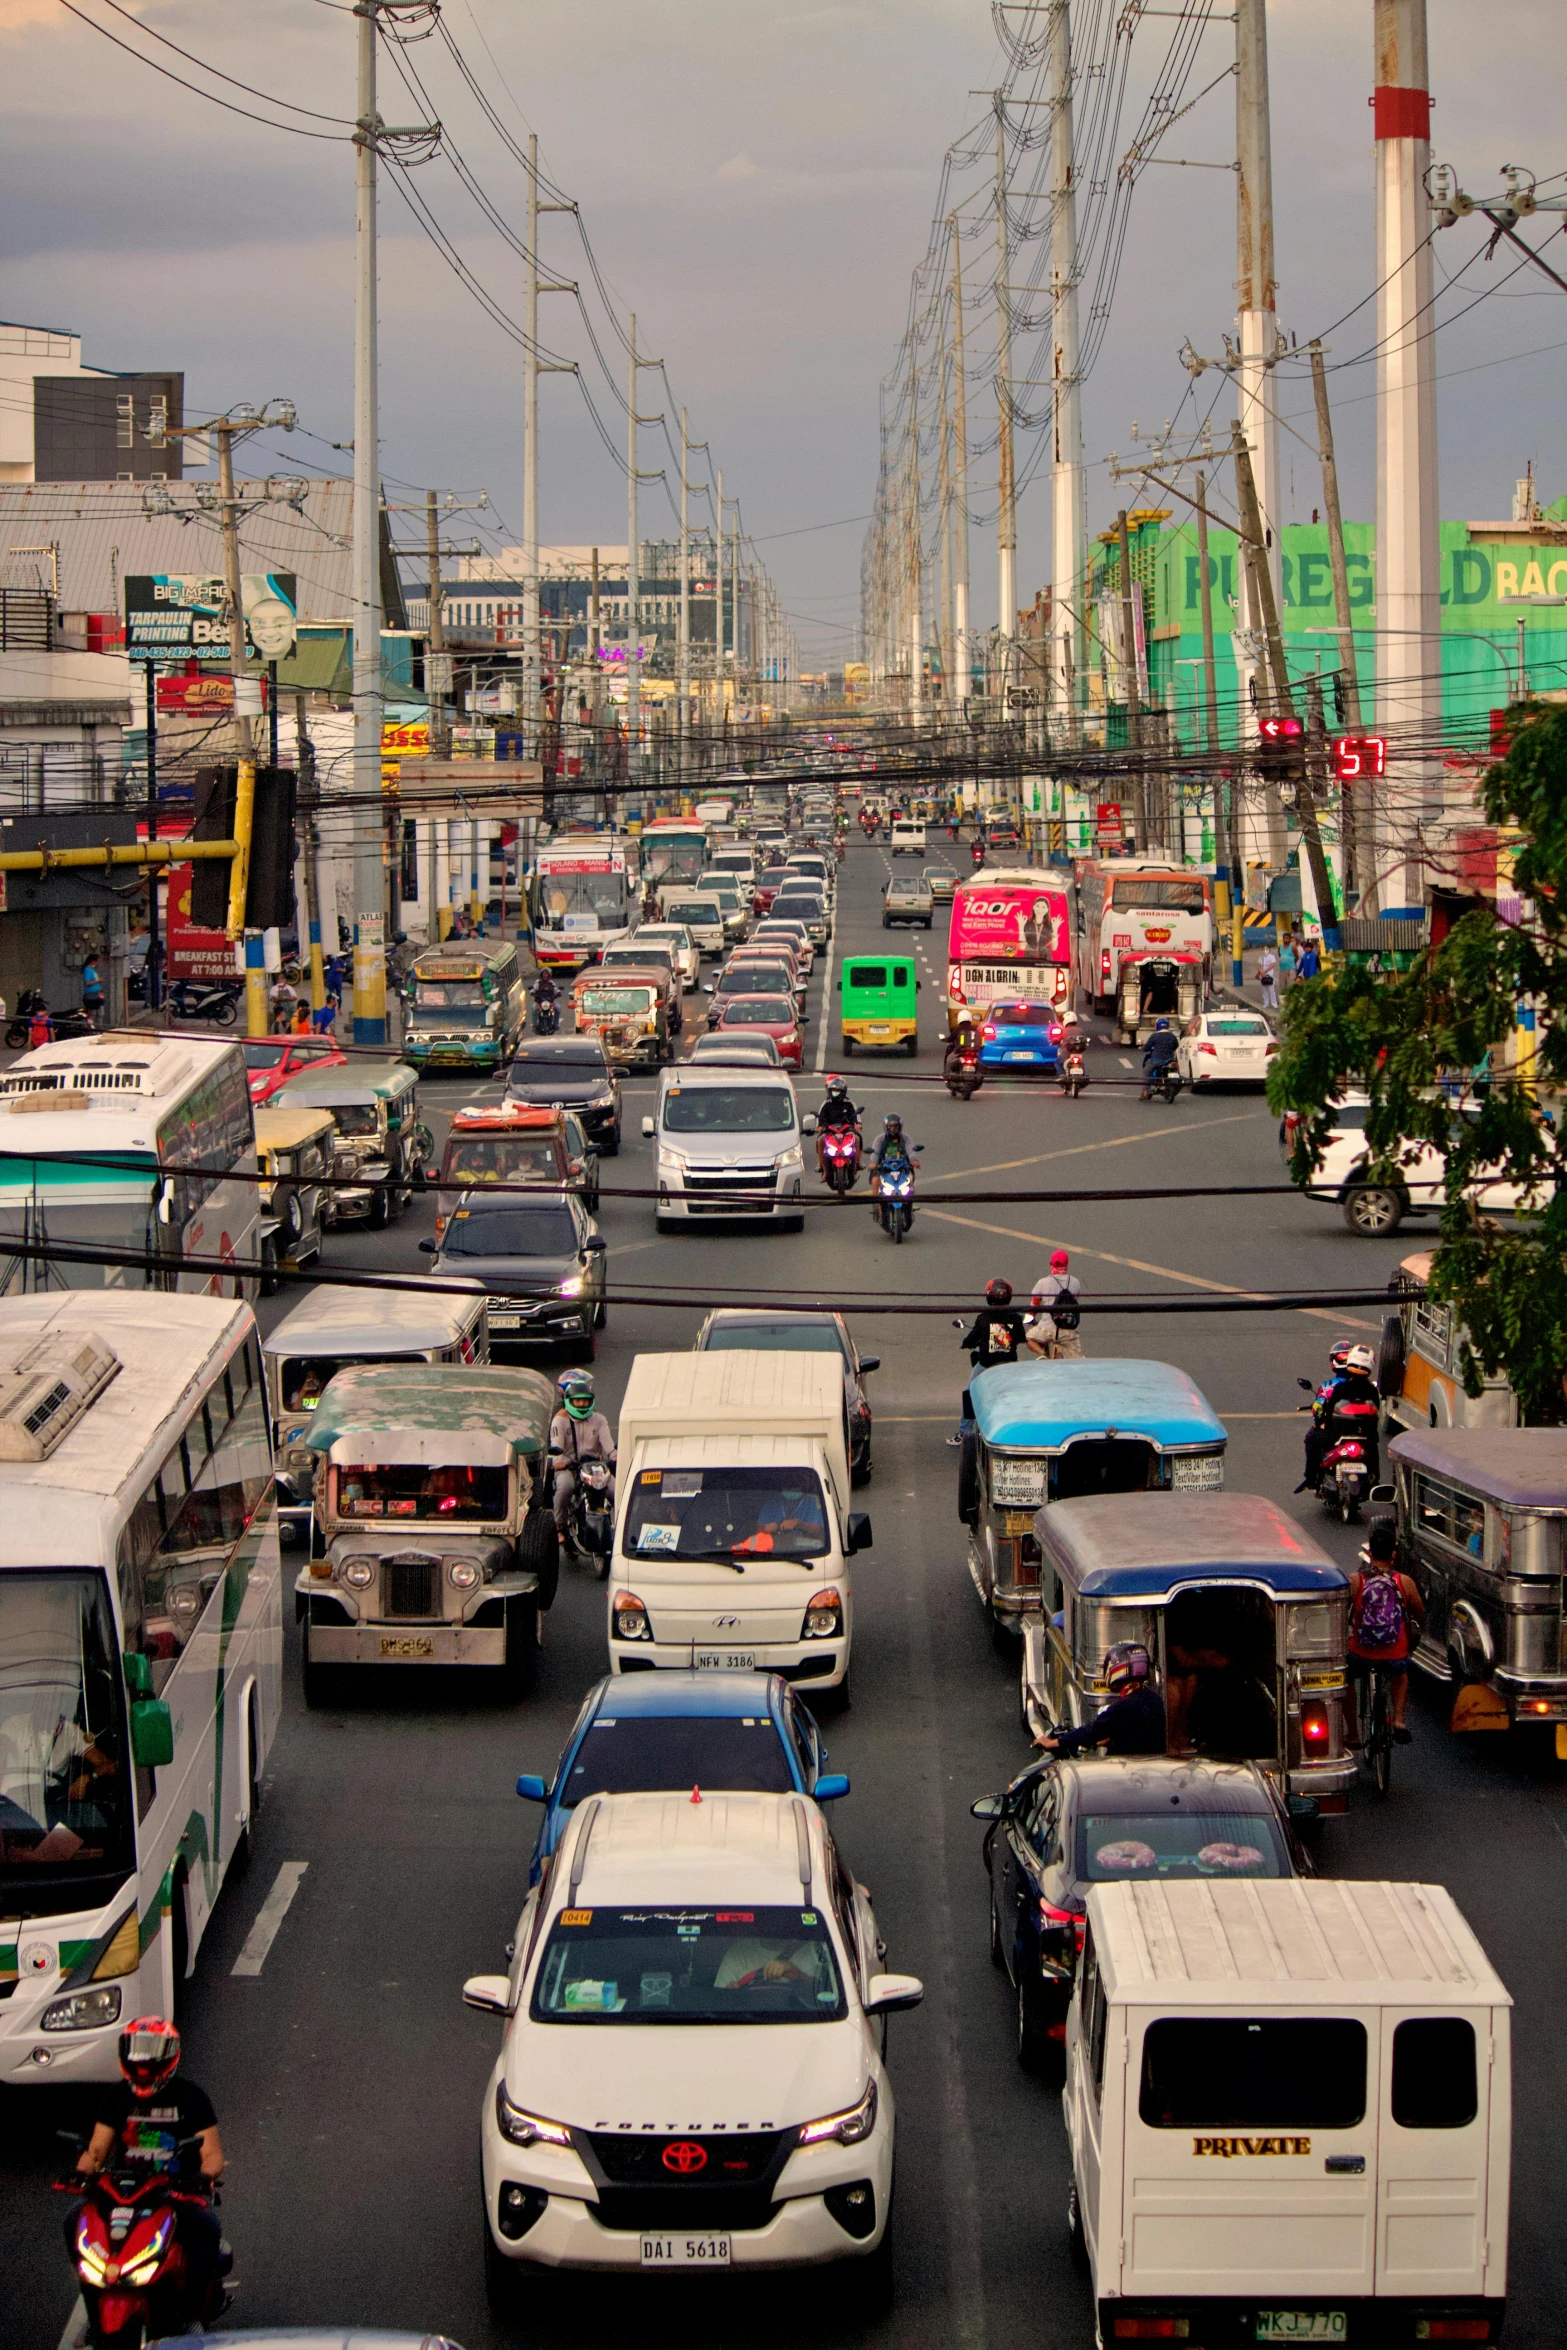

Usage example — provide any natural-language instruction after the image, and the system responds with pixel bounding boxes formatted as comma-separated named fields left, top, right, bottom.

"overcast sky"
left=4, top=0, right=1565, bottom=661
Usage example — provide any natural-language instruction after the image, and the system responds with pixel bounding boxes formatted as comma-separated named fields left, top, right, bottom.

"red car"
left=716, top=993, right=804, bottom=1068
left=243, top=1034, right=347, bottom=1106
left=755, top=863, right=789, bottom=913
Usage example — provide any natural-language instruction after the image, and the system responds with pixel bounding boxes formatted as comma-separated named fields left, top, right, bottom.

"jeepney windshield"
left=333, top=1462, right=510, bottom=1520
left=328, top=1103, right=380, bottom=1137
left=279, top=1353, right=425, bottom=1413
left=0, top=1570, right=135, bottom=1910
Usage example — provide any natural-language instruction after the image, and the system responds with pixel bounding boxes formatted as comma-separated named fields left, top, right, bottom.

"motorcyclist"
left=72, top=2017, right=226, bottom=2313
left=959, top=1276, right=1031, bottom=1371
left=1298, top=1340, right=1380, bottom=1494
left=549, top=1369, right=616, bottom=1540
left=866, top=1110, right=914, bottom=1202
left=943, top=1017, right=981, bottom=1087
left=1140, top=1016, right=1179, bottom=1099
left=814, top=1073, right=862, bottom=1175
left=530, top=970, right=561, bottom=1031
left=1036, top=1642, right=1166, bottom=1757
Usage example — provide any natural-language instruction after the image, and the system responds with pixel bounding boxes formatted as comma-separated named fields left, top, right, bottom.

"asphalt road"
left=6, top=830, right=1567, bottom=2350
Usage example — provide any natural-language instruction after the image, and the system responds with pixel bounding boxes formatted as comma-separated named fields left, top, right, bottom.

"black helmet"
left=883, top=1111, right=903, bottom=1134
left=985, top=1277, right=1013, bottom=1307
left=827, top=1074, right=848, bottom=1098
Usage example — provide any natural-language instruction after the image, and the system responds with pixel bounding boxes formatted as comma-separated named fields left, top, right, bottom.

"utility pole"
left=1048, top=0, right=1084, bottom=746
left=714, top=468, right=725, bottom=748
left=1234, top=0, right=1282, bottom=829
left=521, top=133, right=577, bottom=760
left=425, top=489, right=449, bottom=756
left=1374, top=0, right=1438, bottom=914
left=1308, top=337, right=1373, bottom=915
left=994, top=102, right=1016, bottom=704
left=626, top=315, right=640, bottom=786
left=679, top=408, right=691, bottom=768
left=907, top=335, right=924, bottom=717
left=1195, top=469, right=1240, bottom=983
left=351, top=0, right=386, bottom=1044
left=210, top=416, right=269, bottom=1039
left=295, top=690, right=326, bottom=1010
left=1116, top=510, right=1146, bottom=849
left=949, top=217, right=971, bottom=716
left=589, top=545, right=602, bottom=783
left=937, top=322, right=953, bottom=711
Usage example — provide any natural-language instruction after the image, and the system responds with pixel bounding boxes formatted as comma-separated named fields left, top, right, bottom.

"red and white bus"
left=530, top=835, right=638, bottom=973
left=1074, top=857, right=1213, bottom=1014
left=946, top=868, right=1074, bottom=1029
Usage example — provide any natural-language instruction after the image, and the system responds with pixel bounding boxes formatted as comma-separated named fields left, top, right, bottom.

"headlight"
left=75, top=2220, right=108, bottom=2284
left=341, top=1555, right=377, bottom=1589
left=778, top=1147, right=803, bottom=1169
left=612, top=1590, right=652, bottom=1642
left=42, top=1985, right=122, bottom=2033
left=802, top=1586, right=843, bottom=1640
left=798, top=2079, right=877, bottom=2148
left=119, top=2215, right=174, bottom=2285
left=593, top=1089, right=616, bottom=1108
left=558, top=1274, right=584, bottom=1297
left=496, top=2081, right=573, bottom=2148
left=447, top=1558, right=481, bottom=1590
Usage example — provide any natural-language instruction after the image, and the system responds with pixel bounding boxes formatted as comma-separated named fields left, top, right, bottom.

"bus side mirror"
left=124, top=1651, right=153, bottom=1699
left=130, top=1697, right=174, bottom=1770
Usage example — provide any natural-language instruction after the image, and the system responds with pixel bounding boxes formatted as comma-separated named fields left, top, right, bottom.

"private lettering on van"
left=1192, top=2135, right=1312, bottom=2157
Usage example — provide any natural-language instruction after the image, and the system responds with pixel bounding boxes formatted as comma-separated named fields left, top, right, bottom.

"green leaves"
left=1266, top=703, right=1567, bottom=1421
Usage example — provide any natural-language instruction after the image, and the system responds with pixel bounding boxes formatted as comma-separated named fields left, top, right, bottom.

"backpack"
left=1049, top=1289, right=1081, bottom=1332
left=1356, top=1570, right=1405, bottom=1649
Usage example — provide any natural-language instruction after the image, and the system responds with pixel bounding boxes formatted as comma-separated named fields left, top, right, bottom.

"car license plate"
left=380, top=1635, right=434, bottom=1659
left=1256, top=2316, right=1345, bottom=2343
left=641, top=2233, right=731, bottom=2268
left=489, top=1313, right=522, bottom=1330
left=869, top=1024, right=890, bottom=1035
left=1006, top=1049, right=1036, bottom=1061
left=692, top=1649, right=758, bottom=1671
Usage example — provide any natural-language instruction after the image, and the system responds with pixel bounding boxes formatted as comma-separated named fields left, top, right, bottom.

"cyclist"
left=1347, top=1520, right=1424, bottom=1745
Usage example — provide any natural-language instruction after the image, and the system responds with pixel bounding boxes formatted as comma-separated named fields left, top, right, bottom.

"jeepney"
left=1116, top=951, right=1202, bottom=1048
left=273, top=1059, right=432, bottom=1229
left=1021, top=1490, right=1356, bottom=1811
left=254, top=1103, right=335, bottom=1287
left=959, top=1358, right=1226, bottom=1641
left=403, top=938, right=526, bottom=1070
left=296, top=1361, right=559, bottom=1701
left=263, top=1282, right=489, bottom=1545
left=571, top=975, right=670, bottom=1069
left=1387, top=1423, right=1567, bottom=1742
left=1380, top=1250, right=1518, bottom=1437
left=436, top=1101, right=598, bottom=1239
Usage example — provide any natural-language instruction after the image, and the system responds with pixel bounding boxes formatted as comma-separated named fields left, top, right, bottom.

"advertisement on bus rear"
left=948, top=884, right=1069, bottom=966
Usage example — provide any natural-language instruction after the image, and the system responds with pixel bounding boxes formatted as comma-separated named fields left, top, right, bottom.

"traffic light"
left=1331, top=733, right=1387, bottom=783
left=1256, top=713, right=1304, bottom=784
left=1257, top=715, right=1304, bottom=747
left=188, top=765, right=297, bottom=930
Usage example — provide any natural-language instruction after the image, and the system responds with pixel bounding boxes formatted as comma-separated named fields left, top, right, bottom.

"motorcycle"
left=571, top=1458, right=616, bottom=1574
left=57, top=2142, right=231, bottom=2350
left=821, top=1125, right=862, bottom=1194
left=1298, top=1381, right=1380, bottom=1524
left=531, top=991, right=561, bottom=1036
left=1143, top=1056, right=1182, bottom=1104
left=165, top=978, right=240, bottom=1027
left=944, top=1037, right=981, bottom=1101
left=873, top=1145, right=922, bottom=1243
left=1058, top=1037, right=1088, bottom=1098
left=970, top=840, right=986, bottom=868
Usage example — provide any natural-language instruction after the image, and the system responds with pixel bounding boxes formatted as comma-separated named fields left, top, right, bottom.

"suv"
left=505, top=1036, right=622, bottom=1154
left=1280, top=1090, right=1530, bottom=1238
left=883, top=874, right=934, bottom=930
left=642, top=1063, right=814, bottom=1231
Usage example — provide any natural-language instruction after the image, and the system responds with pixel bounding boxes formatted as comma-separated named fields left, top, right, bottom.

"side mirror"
left=802, top=1113, right=817, bottom=1135
left=814, top=1772, right=850, bottom=1802
left=969, top=1793, right=1004, bottom=1820
left=641, top=1116, right=656, bottom=1139
left=584, top=1235, right=607, bottom=1252
left=864, top=1972, right=924, bottom=2016
left=1370, top=1484, right=1395, bottom=1505
left=515, top=1773, right=548, bottom=1802
left=859, top=1355, right=881, bottom=1374
left=130, top=1696, right=174, bottom=1770
left=123, top=1650, right=153, bottom=1700
left=461, top=1973, right=514, bottom=2017
left=1297, top=1377, right=1315, bottom=1392
left=846, top=1512, right=873, bottom=1554
left=418, top=1237, right=436, bottom=1254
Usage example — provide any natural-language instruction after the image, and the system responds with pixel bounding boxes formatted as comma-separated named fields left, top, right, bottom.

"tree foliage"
left=1266, top=702, right=1567, bottom=1421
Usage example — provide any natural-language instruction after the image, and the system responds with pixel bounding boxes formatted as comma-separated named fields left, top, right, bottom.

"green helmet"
left=558, top=1370, right=596, bottom=1422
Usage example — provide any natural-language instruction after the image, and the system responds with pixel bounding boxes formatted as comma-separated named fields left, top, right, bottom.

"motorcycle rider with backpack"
left=1026, top=1248, right=1083, bottom=1359
left=1347, top=1520, right=1424, bottom=1743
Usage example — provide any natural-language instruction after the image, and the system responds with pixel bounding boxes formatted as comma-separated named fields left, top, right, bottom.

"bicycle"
left=1353, top=1658, right=1397, bottom=1797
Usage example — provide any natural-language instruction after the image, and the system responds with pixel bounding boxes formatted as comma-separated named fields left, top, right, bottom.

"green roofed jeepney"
left=294, top=1360, right=559, bottom=1703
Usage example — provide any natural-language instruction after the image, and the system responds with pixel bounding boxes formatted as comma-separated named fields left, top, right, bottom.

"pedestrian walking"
left=1258, top=944, right=1280, bottom=1010
left=1278, top=931, right=1298, bottom=988
left=79, top=957, right=105, bottom=1030
left=1297, top=937, right=1321, bottom=982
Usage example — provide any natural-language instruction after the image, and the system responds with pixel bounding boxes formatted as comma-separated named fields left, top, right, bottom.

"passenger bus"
left=636, top=818, right=710, bottom=892
left=403, top=937, right=526, bottom=1071
left=1074, top=855, right=1214, bottom=1015
left=0, top=1034, right=259, bottom=1300
left=0, top=1290, right=281, bottom=2081
left=529, top=834, right=638, bottom=975
left=946, top=868, right=1074, bottom=1029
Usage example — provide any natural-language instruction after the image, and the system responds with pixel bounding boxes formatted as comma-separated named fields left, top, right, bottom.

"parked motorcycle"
left=57, top=2141, right=231, bottom=2350
left=165, top=978, right=240, bottom=1027
left=821, top=1126, right=862, bottom=1194
left=873, top=1145, right=922, bottom=1243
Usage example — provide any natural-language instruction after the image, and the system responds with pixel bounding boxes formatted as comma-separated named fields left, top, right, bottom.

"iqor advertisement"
left=125, top=572, right=296, bottom=663
left=948, top=883, right=1069, bottom=967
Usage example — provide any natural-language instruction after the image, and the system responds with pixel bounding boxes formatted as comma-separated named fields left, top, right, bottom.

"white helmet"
left=1344, top=1343, right=1376, bottom=1377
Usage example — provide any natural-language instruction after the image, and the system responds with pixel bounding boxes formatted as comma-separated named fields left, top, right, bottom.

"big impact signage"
left=126, top=572, right=297, bottom=663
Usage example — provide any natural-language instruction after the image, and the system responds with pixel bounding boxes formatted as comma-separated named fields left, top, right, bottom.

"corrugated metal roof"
left=0, top=478, right=359, bottom=623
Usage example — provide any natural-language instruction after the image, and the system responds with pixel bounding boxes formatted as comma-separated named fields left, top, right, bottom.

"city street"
left=5, top=830, right=1566, bottom=2350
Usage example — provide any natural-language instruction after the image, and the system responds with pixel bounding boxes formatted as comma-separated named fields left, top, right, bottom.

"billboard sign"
left=125, top=572, right=296, bottom=663
left=164, top=860, right=236, bottom=982
left=948, top=883, right=1070, bottom=965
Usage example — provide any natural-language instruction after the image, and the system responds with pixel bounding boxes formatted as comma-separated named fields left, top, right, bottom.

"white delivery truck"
left=608, top=1350, right=872, bottom=1698
left=1066, top=1877, right=1511, bottom=2350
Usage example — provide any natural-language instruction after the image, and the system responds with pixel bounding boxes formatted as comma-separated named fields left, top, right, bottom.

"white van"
left=643, top=1063, right=813, bottom=1230
left=658, top=890, right=727, bottom=956
left=607, top=1350, right=872, bottom=1695
left=1067, top=1877, right=1511, bottom=2348
left=889, top=819, right=926, bottom=857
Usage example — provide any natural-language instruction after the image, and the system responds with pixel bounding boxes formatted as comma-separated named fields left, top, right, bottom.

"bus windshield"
left=0, top=1570, right=135, bottom=1912
left=0, top=1178, right=157, bottom=1296
left=539, top=869, right=630, bottom=926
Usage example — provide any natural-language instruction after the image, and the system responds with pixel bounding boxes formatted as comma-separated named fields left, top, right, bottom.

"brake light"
left=1415, top=2324, right=1492, bottom=2342
left=1197, top=1042, right=1218, bottom=1058
left=1112, top=2323, right=1189, bottom=2341
left=1101, top=950, right=1112, bottom=975
left=1266, top=1040, right=1280, bottom=1055
left=1301, top=1701, right=1331, bottom=1748
left=983, top=1024, right=997, bottom=1040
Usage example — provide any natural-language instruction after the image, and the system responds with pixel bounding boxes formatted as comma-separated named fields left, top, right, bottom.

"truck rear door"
left=1374, top=2010, right=1492, bottom=2298
left=1121, top=2010, right=1378, bottom=2304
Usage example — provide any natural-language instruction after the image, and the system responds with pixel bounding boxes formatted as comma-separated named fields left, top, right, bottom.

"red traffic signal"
left=1332, top=733, right=1387, bottom=782
left=1257, top=715, right=1304, bottom=744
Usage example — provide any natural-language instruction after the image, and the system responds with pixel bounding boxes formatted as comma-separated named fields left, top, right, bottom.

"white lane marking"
left=57, top=2296, right=87, bottom=2350
left=231, top=1861, right=308, bottom=1978
left=813, top=920, right=839, bottom=1074
left=1118, top=1057, right=1134, bottom=1068
left=923, top=1207, right=1381, bottom=1332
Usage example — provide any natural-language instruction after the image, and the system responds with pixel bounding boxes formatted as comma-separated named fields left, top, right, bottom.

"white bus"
left=0, top=1034, right=260, bottom=1300
left=0, top=1291, right=281, bottom=2082
left=530, top=834, right=638, bottom=974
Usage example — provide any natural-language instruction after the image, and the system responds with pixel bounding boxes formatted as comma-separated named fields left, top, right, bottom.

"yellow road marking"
left=926, top=1111, right=1259, bottom=1186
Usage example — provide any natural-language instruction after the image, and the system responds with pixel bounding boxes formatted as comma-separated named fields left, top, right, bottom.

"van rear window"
left=1138, top=2018, right=1367, bottom=2129
left=1391, top=2017, right=1477, bottom=2129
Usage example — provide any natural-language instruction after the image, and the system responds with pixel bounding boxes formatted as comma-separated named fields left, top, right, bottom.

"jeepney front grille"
left=383, top=1554, right=440, bottom=1620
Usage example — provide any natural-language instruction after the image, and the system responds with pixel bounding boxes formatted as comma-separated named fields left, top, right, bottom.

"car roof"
left=562, top=1789, right=824, bottom=1907
left=1053, top=1755, right=1279, bottom=1816
left=590, top=1668, right=785, bottom=1721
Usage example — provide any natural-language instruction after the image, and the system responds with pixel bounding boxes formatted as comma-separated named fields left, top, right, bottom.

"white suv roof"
left=560, top=1789, right=824, bottom=1909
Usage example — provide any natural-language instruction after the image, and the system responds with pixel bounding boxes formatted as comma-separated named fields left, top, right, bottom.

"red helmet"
left=119, top=2016, right=181, bottom=2098
left=985, top=1277, right=1013, bottom=1307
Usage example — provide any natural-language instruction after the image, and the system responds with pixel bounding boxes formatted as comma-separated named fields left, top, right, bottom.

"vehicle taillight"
left=1197, top=1042, right=1218, bottom=1056
left=1100, top=950, right=1111, bottom=975
left=1301, top=1701, right=1331, bottom=1748
left=1112, top=2323, right=1190, bottom=2341
left=983, top=1024, right=997, bottom=1040
left=1266, top=1040, right=1280, bottom=1055
left=1415, top=2324, right=1492, bottom=2342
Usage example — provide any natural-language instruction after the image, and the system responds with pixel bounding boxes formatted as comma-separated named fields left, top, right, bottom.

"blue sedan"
left=516, top=1669, right=847, bottom=1880
left=977, top=1000, right=1066, bottom=1072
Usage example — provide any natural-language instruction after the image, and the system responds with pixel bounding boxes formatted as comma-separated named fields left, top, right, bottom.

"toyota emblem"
left=662, top=2140, right=708, bottom=2175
